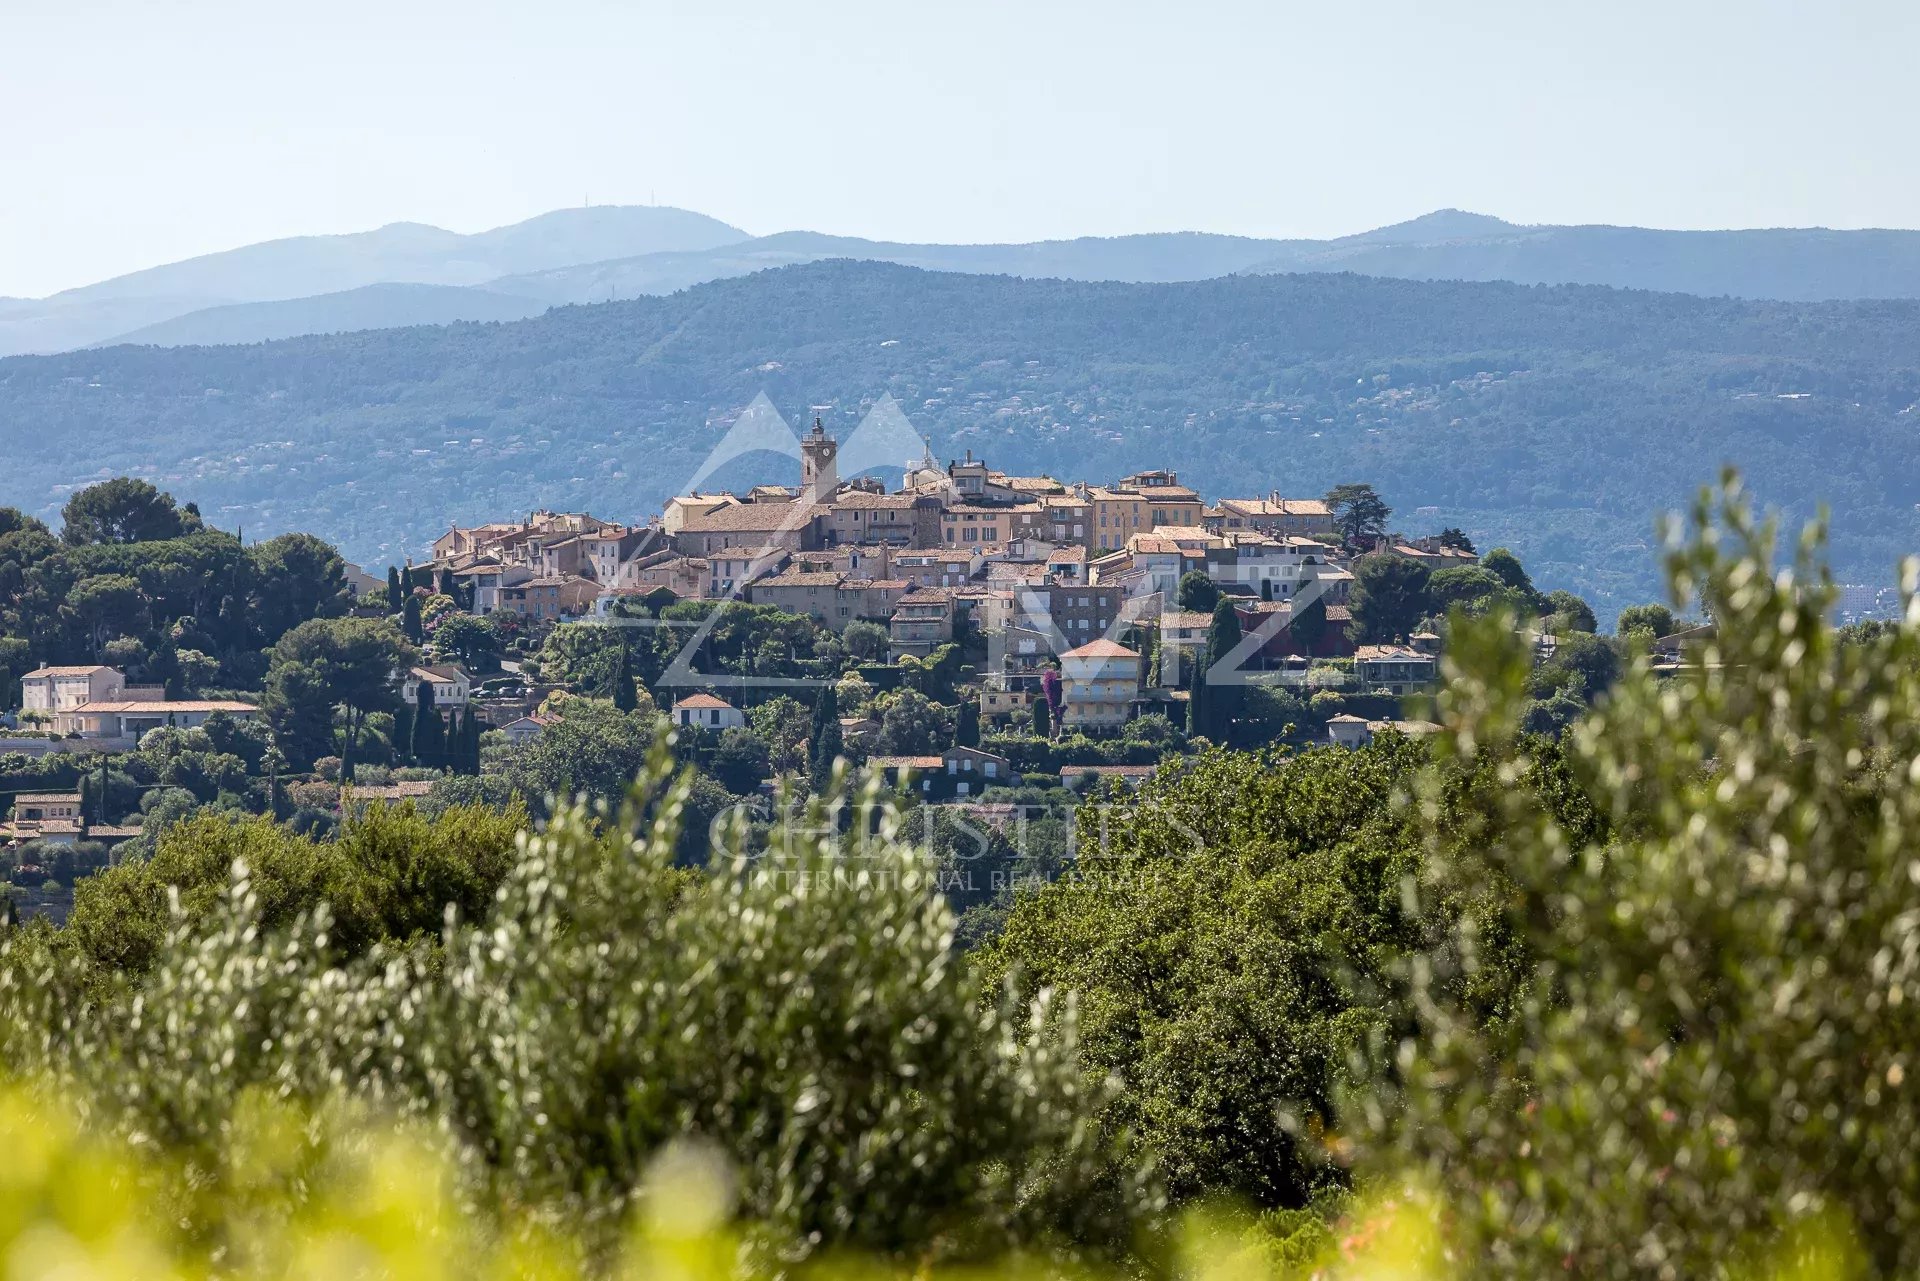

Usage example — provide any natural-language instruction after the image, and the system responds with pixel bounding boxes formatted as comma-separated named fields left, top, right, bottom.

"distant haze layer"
left=12, top=207, right=1920, bottom=355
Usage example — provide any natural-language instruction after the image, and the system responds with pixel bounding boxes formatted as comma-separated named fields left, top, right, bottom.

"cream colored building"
left=20, top=666, right=251, bottom=739
left=1087, top=472, right=1204, bottom=552
left=63, top=698, right=259, bottom=740
left=400, top=665, right=472, bottom=708
left=1058, top=638, right=1144, bottom=730
left=1203, top=496, right=1336, bottom=539
left=20, top=666, right=128, bottom=726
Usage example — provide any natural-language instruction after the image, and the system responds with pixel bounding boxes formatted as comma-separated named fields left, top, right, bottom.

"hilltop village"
left=0, top=426, right=1633, bottom=917
left=422, top=420, right=1491, bottom=752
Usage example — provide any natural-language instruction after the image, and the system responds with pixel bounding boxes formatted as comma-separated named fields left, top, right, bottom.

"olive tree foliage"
left=1361, top=474, right=1920, bottom=1277
left=0, top=742, right=1147, bottom=1263
left=976, top=736, right=1568, bottom=1212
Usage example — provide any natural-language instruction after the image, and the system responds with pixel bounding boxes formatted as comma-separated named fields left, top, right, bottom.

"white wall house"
left=671, top=694, right=746, bottom=731
left=400, top=665, right=472, bottom=708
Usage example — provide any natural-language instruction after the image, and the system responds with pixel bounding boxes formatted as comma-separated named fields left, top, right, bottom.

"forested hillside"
left=3, top=260, right=1917, bottom=608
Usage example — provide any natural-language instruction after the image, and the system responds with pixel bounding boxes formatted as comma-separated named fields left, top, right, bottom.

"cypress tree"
left=392, top=700, right=414, bottom=761
left=1204, top=599, right=1243, bottom=743
left=453, top=707, right=480, bottom=775
left=1186, top=654, right=1206, bottom=738
left=613, top=642, right=639, bottom=711
left=411, top=678, right=437, bottom=766
left=953, top=699, right=980, bottom=748
left=808, top=682, right=842, bottom=796
left=387, top=565, right=403, bottom=612
left=1030, top=696, right=1051, bottom=739
left=403, top=594, right=424, bottom=644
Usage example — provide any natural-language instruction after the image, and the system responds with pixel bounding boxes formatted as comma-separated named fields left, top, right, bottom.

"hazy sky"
left=5, top=0, right=1917, bottom=298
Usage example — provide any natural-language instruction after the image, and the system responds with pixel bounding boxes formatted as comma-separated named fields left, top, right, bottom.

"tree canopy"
left=1348, top=553, right=1431, bottom=642
left=60, top=478, right=191, bottom=546
left=1324, top=482, right=1391, bottom=547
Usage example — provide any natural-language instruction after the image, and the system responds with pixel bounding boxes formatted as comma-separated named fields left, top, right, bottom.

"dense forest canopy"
left=1, top=262, right=1917, bottom=608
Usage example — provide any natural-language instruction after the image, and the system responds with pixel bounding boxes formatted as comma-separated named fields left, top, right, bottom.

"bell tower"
left=801, top=416, right=839, bottom=504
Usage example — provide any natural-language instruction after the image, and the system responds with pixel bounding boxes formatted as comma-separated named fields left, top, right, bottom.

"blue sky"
left=4, top=0, right=1916, bottom=297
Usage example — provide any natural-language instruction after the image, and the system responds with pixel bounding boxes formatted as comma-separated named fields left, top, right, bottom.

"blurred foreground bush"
left=0, top=1076, right=1458, bottom=1280
left=1364, top=475, right=1916, bottom=1277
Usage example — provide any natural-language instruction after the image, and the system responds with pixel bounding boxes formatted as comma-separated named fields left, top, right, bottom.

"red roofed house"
left=869, top=745, right=1014, bottom=798
left=501, top=712, right=560, bottom=745
left=671, top=693, right=746, bottom=731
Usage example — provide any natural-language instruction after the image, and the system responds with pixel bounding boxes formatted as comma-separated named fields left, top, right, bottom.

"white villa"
left=19, top=665, right=259, bottom=739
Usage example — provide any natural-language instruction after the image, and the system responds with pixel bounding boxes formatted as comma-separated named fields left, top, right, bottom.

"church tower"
left=801, top=417, right=839, bottom=504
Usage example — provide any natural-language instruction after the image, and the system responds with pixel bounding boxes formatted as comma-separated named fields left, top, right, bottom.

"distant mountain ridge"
left=1, top=259, right=1915, bottom=613
left=0, top=206, right=747, bottom=355
left=1244, top=210, right=1920, bottom=299
left=100, top=283, right=550, bottom=349
left=16, top=205, right=1920, bottom=354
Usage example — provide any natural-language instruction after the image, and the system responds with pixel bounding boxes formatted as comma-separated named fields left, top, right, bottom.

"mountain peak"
left=1352, top=209, right=1515, bottom=244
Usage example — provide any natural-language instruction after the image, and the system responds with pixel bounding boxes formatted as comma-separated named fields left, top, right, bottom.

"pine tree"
left=612, top=642, right=639, bottom=711
left=953, top=699, right=980, bottom=748
left=386, top=565, right=402, bottom=612
left=809, top=683, right=842, bottom=796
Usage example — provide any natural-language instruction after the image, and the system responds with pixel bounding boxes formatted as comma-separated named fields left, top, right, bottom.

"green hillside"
left=2, top=260, right=1916, bottom=608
